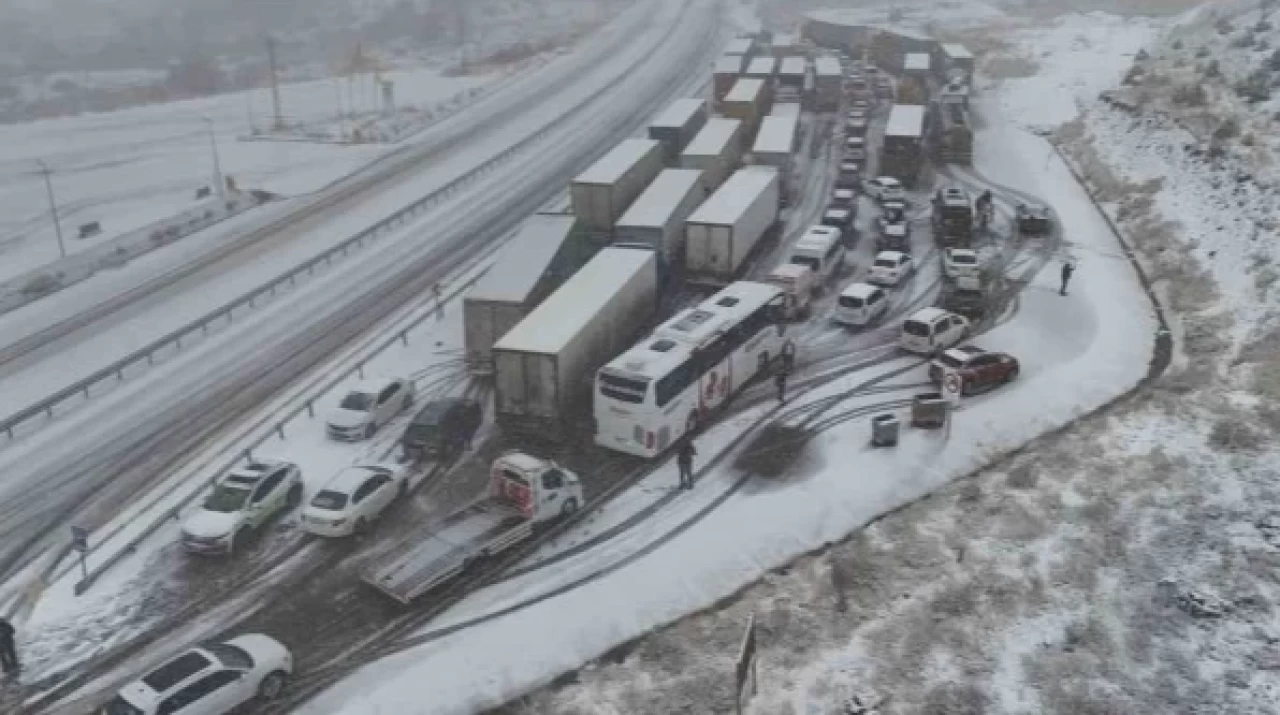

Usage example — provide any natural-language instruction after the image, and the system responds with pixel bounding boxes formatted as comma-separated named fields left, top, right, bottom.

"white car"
left=181, top=460, right=303, bottom=555
left=900, top=307, right=970, bottom=355
left=100, top=634, right=292, bottom=715
left=326, top=377, right=415, bottom=441
left=835, top=282, right=889, bottom=327
left=868, top=251, right=913, bottom=286
left=301, top=464, right=408, bottom=537
left=865, top=176, right=906, bottom=203
left=944, top=248, right=981, bottom=279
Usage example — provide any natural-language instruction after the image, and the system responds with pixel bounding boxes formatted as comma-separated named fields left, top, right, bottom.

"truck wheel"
left=561, top=498, right=579, bottom=517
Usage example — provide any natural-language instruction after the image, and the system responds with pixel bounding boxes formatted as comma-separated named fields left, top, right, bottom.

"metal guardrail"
left=0, top=119, right=559, bottom=442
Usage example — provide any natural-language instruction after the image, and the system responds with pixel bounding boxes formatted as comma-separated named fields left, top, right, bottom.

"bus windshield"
left=790, top=255, right=820, bottom=271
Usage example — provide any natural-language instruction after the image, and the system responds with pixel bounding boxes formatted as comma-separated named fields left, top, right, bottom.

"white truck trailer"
left=493, top=246, right=658, bottom=434
left=770, top=102, right=801, bottom=118
left=648, top=98, right=708, bottom=165
left=685, top=167, right=780, bottom=282
left=570, top=138, right=665, bottom=234
left=679, top=117, right=744, bottom=192
left=778, top=56, right=807, bottom=89
left=751, top=115, right=798, bottom=169
left=363, top=452, right=583, bottom=604
left=744, top=56, right=777, bottom=80
left=713, top=55, right=744, bottom=102
left=614, top=168, right=707, bottom=262
left=721, top=78, right=769, bottom=137
left=814, top=56, right=842, bottom=111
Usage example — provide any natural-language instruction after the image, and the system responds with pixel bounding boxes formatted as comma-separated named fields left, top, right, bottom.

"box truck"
left=679, top=117, right=744, bottom=192
left=614, top=168, right=707, bottom=262
left=570, top=138, right=665, bottom=233
left=648, top=98, right=708, bottom=165
left=685, top=167, right=780, bottom=282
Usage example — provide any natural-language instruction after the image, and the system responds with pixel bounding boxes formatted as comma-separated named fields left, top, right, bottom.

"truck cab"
left=491, top=451, right=583, bottom=521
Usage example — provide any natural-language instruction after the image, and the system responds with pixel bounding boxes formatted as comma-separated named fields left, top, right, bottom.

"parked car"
left=877, top=222, right=910, bottom=252
left=835, top=282, right=889, bottom=327
left=302, top=464, right=408, bottom=537
left=326, top=377, right=415, bottom=441
left=100, top=634, right=292, bottom=715
left=401, top=397, right=483, bottom=461
left=845, top=117, right=869, bottom=136
left=900, top=307, right=970, bottom=354
left=851, top=99, right=871, bottom=111
left=181, top=460, right=303, bottom=555
left=836, top=162, right=862, bottom=189
left=865, top=176, right=906, bottom=203
left=1016, top=202, right=1052, bottom=235
left=821, top=207, right=856, bottom=245
left=831, top=188, right=857, bottom=207
left=844, top=136, right=866, bottom=161
left=868, top=251, right=914, bottom=286
left=943, top=248, right=981, bottom=279
left=846, top=109, right=867, bottom=121
left=928, top=345, right=1020, bottom=393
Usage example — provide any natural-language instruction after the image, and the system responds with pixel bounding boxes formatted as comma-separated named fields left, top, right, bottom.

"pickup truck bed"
left=364, top=500, right=531, bottom=604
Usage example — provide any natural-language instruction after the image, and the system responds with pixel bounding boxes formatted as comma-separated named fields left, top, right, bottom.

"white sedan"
left=100, top=634, right=292, bottom=715
left=868, top=251, right=914, bottom=286
left=865, top=176, right=906, bottom=203
left=181, top=460, right=303, bottom=555
left=301, top=464, right=408, bottom=537
left=326, top=377, right=415, bottom=441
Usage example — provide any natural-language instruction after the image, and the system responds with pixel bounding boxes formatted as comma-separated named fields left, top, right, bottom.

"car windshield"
left=142, top=651, right=212, bottom=691
left=205, top=642, right=254, bottom=670
left=903, top=320, right=930, bottom=337
left=599, top=372, right=649, bottom=404
left=951, top=254, right=977, bottom=264
left=790, top=255, right=820, bottom=271
left=101, top=696, right=144, bottom=715
left=203, top=485, right=251, bottom=513
left=839, top=295, right=863, bottom=308
left=937, top=353, right=966, bottom=369
left=310, top=490, right=349, bottom=511
left=874, top=258, right=897, bottom=269
left=339, top=391, right=375, bottom=411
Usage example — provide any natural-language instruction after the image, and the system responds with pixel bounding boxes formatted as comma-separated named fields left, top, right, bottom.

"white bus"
left=594, top=281, right=790, bottom=457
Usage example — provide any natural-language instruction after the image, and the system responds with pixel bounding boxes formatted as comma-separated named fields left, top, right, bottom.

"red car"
left=927, top=345, right=1020, bottom=394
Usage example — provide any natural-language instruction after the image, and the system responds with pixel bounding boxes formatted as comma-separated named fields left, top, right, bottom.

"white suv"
left=181, top=460, right=302, bottom=555
left=100, top=634, right=292, bottom=715
left=868, top=251, right=913, bottom=286
left=865, top=176, right=906, bottom=203
left=944, top=248, right=981, bottom=279
left=326, top=377, right=415, bottom=440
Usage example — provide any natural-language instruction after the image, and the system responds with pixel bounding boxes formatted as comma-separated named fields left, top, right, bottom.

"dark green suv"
left=401, top=398, right=482, bottom=462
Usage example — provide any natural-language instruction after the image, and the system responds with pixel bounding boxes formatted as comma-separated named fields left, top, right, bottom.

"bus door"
left=696, top=335, right=734, bottom=414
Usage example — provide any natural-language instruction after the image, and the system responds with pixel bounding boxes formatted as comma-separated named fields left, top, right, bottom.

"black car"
left=401, top=398, right=483, bottom=461
left=1016, top=203, right=1052, bottom=236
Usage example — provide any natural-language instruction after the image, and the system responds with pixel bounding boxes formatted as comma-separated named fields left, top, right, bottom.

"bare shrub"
left=1252, top=359, right=1280, bottom=401
left=1216, top=17, right=1234, bottom=34
left=1256, top=265, right=1278, bottom=297
left=1172, top=83, right=1208, bottom=106
left=919, top=682, right=989, bottom=715
left=1006, top=462, right=1038, bottom=489
left=1214, top=117, right=1241, bottom=140
left=1207, top=417, right=1265, bottom=452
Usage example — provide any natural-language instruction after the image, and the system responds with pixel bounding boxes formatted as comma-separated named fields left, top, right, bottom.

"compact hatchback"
left=928, top=345, right=1021, bottom=393
left=181, top=460, right=302, bottom=555
left=900, top=308, right=970, bottom=355
left=301, top=464, right=408, bottom=537
left=835, top=282, right=889, bottom=327
left=865, top=177, right=905, bottom=203
left=326, top=377, right=415, bottom=441
left=868, top=251, right=913, bottom=286
left=100, top=634, right=292, bottom=715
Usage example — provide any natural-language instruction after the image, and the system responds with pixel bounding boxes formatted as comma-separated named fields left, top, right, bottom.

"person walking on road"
left=676, top=439, right=697, bottom=490
left=774, top=369, right=788, bottom=404
left=1060, top=260, right=1075, bottom=296
left=0, top=617, right=19, bottom=677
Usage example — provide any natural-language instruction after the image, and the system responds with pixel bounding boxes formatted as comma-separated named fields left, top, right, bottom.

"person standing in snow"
left=1060, top=260, right=1075, bottom=296
left=0, top=617, right=19, bottom=676
left=774, top=369, right=788, bottom=404
left=676, top=439, right=697, bottom=490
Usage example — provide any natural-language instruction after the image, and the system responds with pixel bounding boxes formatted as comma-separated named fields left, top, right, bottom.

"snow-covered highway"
left=0, top=0, right=723, bottom=615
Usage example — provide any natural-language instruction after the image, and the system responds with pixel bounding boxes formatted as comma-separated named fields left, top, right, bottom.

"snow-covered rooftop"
left=903, top=52, right=931, bottom=72
left=884, top=105, right=925, bottom=138
left=725, top=37, right=753, bottom=56
left=752, top=116, right=798, bottom=156
left=687, top=167, right=778, bottom=227
left=649, top=98, right=706, bottom=131
left=714, top=55, right=744, bottom=75
left=814, top=56, right=842, bottom=78
left=573, top=138, right=660, bottom=186
left=724, top=77, right=765, bottom=104
left=682, top=118, right=742, bottom=158
left=770, top=102, right=801, bottom=118
left=778, top=57, right=807, bottom=78
left=466, top=215, right=577, bottom=305
left=745, top=56, right=777, bottom=77
left=615, top=169, right=705, bottom=230
left=940, top=43, right=973, bottom=61
left=494, top=247, right=653, bottom=356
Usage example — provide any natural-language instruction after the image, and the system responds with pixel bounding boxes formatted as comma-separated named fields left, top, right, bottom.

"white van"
left=835, top=282, right=889, bottom=327
left=900, top=307, right=970, bottom=354
left=789, top=225, right=847, bottom=283
left=764, top=263, right=817, bottom=320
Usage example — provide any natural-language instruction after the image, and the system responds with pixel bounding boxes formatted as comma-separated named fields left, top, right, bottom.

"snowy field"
left=0, top=65, right=512, bottom=285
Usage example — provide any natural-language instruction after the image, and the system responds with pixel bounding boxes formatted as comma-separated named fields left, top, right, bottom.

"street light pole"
left=36, top=160, right=66, bottom=260
left=203, top=117, right=226, bottom=198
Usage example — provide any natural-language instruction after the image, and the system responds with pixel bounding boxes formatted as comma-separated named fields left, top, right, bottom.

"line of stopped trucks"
left=170, top=37, right=1055, bottom=611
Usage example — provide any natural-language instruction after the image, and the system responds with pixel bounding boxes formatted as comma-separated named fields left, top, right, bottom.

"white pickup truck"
left=363, top=451, right=583, bottom=604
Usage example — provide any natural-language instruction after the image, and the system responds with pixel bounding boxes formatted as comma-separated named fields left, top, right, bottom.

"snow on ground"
left=475, top=6, right=1280, bottom=714
left=0, top=65, right=502, bottom=283
left=296, top=18, right=1160, bottom=715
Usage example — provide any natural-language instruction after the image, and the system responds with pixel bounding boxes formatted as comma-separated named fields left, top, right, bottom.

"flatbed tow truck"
left=363, top=451, right=583, bottom=604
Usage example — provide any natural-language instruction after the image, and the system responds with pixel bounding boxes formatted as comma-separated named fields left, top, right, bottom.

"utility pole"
left=203, top=117, right=226, bottom=198
left=36, top=160, right=66, bottom=260
left=266, top=36, right=284, bottom=131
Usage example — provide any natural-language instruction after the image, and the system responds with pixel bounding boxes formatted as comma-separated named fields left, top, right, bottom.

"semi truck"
left=713, top=55, right=745, bottom=102
left=570, top=138, right=665, bottom=234
left=679, top=117, right=744, bottom=191
left=463, top=214, right=585, bottom=375
left=934, top=101, right=973, bottom=164
left=362, top=451, right=583, bottom=604
left=880, top=105, right=927, bottom=188
left=648, top=98, right=708, bottom=165
left=492, top=246, right=657, bottom=434
left=614, top=168, right=708, bottom=263
left=778, top=56, right=807, bottom=90
left=814, top=56, right=842, bottom=111
left=721, top=78, right=770, bottom=137
left=685, top=166, right=780, bottom=283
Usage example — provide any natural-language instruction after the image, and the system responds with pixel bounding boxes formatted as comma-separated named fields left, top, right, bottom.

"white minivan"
left=868, top=250, right=913, bottom=286
left=835, top=282, right=889, bottom=327
left=789, top=225, right=847, bottom=284
left=900, top=307, right=970, bottom=354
